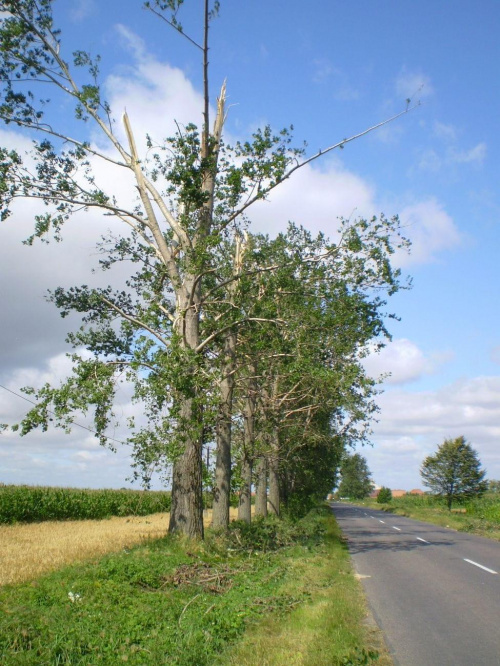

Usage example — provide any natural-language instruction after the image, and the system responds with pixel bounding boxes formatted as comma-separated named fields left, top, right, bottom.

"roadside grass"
left=217, top=515, right=390, bottom=666
left=0, top=507, right=390, bottom=665
left=353, top=494, right=500, bottom=542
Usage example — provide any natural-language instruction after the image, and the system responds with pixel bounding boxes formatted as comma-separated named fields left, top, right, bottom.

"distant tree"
left=420, top=437, right=488, bottom=510
left=338, top=453, right=372, bottom=500
left=377, top=486, right=392, bottom=503
left=488, top=480, right=500, bottom=493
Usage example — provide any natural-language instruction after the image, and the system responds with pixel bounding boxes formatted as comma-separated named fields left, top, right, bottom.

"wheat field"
left=0, top=509, right=238, bottom=586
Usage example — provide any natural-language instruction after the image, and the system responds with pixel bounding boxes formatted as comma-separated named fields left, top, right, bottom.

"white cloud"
left=105, top=25, right=207, bottom=149
left=397, top=198, right=463, bottom=265
left=249, top=159, right=376, bottom=237
left=433, top=121, right=457, bottom=142
left=395, top=69, right=433, bottom=102
left=69, top=0, right=96, bottom=22
left=420, top=123, right=487, bottom=172
left=364, top=376, right=500, bottom=489
left=491, top=347, right=500, bottom=365
left=363, top=338, right=453, bottom=386
left=312, top=58, right=336, bottom=84
left=451, top=142, right=487, bottom=165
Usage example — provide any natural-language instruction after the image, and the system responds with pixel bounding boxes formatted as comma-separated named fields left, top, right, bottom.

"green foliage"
left=0, top=0, right=411, bottom=535
left=376, top=486, right=392, bottom=503
left=0, top=485, right=171, bottom=523
left=421, top=436, right=488, bottom=510
left=0, top=508, right=372, bottom=665
left=338, top=453, right=372, bottom=500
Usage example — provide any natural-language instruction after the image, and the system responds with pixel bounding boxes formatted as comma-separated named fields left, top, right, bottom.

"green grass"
left=0, top=507, right=389, bottom=665
left=0, top=484, right=171, bottom=523
left=354, top=493, right=500, bottom=541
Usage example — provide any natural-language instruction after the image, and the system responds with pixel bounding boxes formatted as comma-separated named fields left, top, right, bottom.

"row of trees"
left=0, top=1, right=411, bottom=537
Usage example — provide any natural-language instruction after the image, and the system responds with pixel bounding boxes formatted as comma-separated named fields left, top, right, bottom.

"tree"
left=420, top=436, right=488, bottom=510
left=338, top=453, right=373, bottom=500
left=377, top=486, right=392, bottom=503
left=0, top=0, right=413, bottom=538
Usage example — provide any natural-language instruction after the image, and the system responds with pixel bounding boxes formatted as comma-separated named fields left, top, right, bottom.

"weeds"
left=0, top=506, right=388, bottom=665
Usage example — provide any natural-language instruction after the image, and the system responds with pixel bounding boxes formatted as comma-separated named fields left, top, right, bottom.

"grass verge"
left=0, top=506, right=390, bottom=665
left=353, top=496, right=500, bottom=542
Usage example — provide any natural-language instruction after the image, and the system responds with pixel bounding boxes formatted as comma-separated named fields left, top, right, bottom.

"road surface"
left=331, top=502, right=500, bottom=666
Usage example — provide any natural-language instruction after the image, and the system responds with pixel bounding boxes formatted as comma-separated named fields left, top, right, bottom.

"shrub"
left=377, top=487, right=392, bottom=503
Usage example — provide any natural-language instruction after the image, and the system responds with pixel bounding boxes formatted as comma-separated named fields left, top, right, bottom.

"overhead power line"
left=0, top=383, right=128, bottom=447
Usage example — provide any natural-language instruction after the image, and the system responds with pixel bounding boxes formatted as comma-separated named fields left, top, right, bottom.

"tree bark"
left=255, top=456, right=268, bottom=517
left=238, top=453, right=252, bottom=523
left=268, top=451, right=280, bottom=516
left=212, top=329, right=237, bottom=528
left=169, top=283, right=204, bottom=538
left=169, top=398, right=204, bottom=538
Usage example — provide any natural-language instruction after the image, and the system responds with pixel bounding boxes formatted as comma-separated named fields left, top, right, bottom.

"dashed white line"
left=392, top=526, right=401, bottom=531
left=417, top=537, right=430, bottom=544
left=463, top=559, right=498, bottom=575
left=379, top=520, right=385, bottom=524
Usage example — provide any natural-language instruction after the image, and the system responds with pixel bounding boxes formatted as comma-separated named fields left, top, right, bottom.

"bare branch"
left=226, top=106, right=417, bottom=225
left=100, top=296, right=170, bottom=348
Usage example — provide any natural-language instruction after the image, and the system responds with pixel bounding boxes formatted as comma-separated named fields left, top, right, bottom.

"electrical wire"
left=0, top=383, right=128, bottom=447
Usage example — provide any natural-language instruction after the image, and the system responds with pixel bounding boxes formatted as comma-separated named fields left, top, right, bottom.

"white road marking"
left=417, top=537, right=430, bottom=544
left=463, top=559, right=498, bottom=575
left=379, top=520, right=385, bottom=524
left=392, top=526, right=401, bottom=531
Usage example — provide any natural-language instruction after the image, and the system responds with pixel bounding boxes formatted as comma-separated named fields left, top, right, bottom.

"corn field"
left=0, top=485, right=171, bottom=523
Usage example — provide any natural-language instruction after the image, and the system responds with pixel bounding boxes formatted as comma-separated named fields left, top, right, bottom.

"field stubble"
left=0, top=508, right=237, bottom=586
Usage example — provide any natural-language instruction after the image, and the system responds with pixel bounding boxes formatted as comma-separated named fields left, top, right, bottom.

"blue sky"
left=0, top=0, right=499, bottom=491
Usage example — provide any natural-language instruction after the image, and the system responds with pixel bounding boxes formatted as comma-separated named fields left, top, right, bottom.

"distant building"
left=409, top=488, right=424, bottom=495
left=391, top=489, right=406, bottom=498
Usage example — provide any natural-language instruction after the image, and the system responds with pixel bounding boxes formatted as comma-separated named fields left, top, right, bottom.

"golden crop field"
left=0, top=508, right=239, bottom=586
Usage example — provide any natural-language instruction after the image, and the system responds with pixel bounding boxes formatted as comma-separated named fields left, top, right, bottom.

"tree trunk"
left=212, top=330, right=237, bottom=529
left=238, top=367, right=256, bottom=523
left=238, top=454, right=252, bottom=523
left=255, top=456, right=268, bottom=517
left=268, top=454, right=280, bottom=516
left=169, top=285, right=204, bottom=538
left=169, top=400, right=204, bottom=538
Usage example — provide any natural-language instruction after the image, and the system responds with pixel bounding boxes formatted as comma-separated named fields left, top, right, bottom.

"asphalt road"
left=331, top=502, right=500, bottom=666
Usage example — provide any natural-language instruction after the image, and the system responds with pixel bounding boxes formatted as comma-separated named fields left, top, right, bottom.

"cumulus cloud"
left=249, top=159, right=376, bottom=237
left=363, top=338, right=453, bottom=386
left=396, top=198, right=463, bottom=265
left=363, top=376, right=500, bottom=489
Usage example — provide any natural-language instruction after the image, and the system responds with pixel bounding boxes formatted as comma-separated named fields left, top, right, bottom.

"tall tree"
left=0, top=1, right=413, bottom=537
left=338, top=453, right=373, bottom=500
left=420, top=436, right=488, bottom=510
